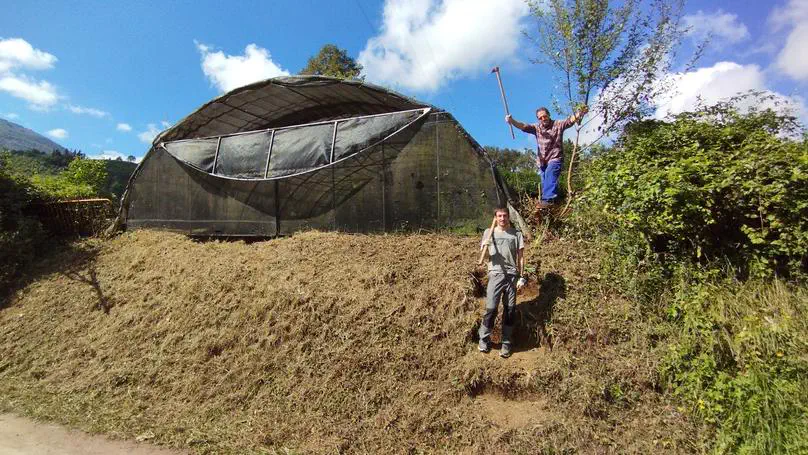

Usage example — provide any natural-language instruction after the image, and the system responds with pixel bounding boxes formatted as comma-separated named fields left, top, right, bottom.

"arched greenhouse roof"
left=155, top=76, right=435, bottom=144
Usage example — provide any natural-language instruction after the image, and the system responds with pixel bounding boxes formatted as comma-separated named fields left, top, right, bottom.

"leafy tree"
left=300, top=44, right=363, bottom=80
left=127, top=155, right=136, bottom=163
left=64, top=158, right=108, bottom=194
left=525, top=0, right=699, bottom=214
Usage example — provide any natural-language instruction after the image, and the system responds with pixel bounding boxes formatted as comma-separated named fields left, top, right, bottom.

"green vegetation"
left=484, top=145, right=541, bottom=197
left=569, top=98, right=808, bottom=453
left=3, top=148, right=83, bottom=175
left=585, top=99, right=807, bottom=278
left=0, top=152, right=48, bottom=296
left=662, top=279, right=807, bottom=454
left=0, top=148, right=134, bottom=295
left=29, top=157, right=109, bottom=200
left=2, top=149, right=135, bottom=201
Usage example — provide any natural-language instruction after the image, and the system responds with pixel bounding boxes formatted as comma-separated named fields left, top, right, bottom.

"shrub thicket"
left=586, top=102, right=807, bottom=278
left=0, top=152, right=48, bottom=295
left=571, top=99, right=808, bottom=453
left=29, top=157, right=109, bottom=200
left=1, top=152, right=110, bottom=295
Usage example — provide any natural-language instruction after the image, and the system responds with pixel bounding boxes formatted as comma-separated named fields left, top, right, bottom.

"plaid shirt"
left=517, top=117, right=575, bottom=165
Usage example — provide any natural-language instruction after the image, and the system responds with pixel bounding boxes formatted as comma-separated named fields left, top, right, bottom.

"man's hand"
left=517, top=276, right=527, bottom=290
left=505, top=114, right=512, bottom=125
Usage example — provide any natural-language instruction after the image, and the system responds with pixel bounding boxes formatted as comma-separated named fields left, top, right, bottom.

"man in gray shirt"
left=478, top=207, right=525, bottom=358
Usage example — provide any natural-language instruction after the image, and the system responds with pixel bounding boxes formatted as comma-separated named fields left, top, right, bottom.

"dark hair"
left=494, top=206, right=509, bottom=215
left=536, top=107, right=550, bottom=117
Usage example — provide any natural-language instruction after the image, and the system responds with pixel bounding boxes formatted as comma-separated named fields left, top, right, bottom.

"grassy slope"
left=0, top=230, right=699, bottom=453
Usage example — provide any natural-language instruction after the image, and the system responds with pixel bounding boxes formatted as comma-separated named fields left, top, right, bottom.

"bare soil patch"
left=0, top=413, right=186, bottom=454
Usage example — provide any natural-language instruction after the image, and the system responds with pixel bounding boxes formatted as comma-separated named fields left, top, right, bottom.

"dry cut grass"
left=0, top=230, right=699, bottom=453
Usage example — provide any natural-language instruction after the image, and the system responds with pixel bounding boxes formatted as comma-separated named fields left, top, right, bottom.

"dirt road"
left=0, top=413, right=187, bottom=455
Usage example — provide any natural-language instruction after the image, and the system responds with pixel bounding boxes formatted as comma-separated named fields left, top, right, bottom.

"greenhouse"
left=116, top=76, right=519, bottom=236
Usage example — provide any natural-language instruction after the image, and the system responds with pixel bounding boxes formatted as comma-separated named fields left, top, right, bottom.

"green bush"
left=586, top=101, right=807, bottom=278
left=27, top=157, right=109, bottom=200
left=568, top=99, right=808, bottom=453
left=0, top=152, right=48, bottom=295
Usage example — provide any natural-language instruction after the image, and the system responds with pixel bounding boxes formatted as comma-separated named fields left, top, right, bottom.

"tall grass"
left=661, top=279, right=808, bottom=454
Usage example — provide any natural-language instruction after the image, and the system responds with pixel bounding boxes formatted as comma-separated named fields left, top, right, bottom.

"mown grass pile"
left=1, top=230, right=698, bottom=453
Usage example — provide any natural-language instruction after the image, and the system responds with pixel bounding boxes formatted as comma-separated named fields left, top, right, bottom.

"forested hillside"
left=0, top=118, right=68, bottom=154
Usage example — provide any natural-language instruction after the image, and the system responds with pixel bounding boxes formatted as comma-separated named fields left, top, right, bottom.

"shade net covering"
left=121, top=76, right=512, bottom=236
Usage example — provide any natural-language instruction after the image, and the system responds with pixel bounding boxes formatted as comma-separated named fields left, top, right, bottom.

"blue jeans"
left=539, top=159, right=562, bottom=202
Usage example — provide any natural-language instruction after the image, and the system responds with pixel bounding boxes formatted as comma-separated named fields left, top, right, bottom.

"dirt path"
left=0, top=413, right=187, bottom=455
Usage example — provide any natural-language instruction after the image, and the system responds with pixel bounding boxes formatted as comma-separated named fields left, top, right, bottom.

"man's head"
left=535, top=107, right=552, bottom=128
left=494, top=207, right=510, bottom=228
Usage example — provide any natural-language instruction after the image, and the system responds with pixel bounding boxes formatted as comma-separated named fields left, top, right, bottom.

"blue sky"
left=1, top=0, right=806, bottom=161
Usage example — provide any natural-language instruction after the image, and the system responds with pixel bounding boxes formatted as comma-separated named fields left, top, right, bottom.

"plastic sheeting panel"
left=163, top=139, right=217, bottom=172
left=267, top=123, right=333, bottom=177
left=332, top=109, right=423, bottom=162
left=215, top=131, right=271, bottom=178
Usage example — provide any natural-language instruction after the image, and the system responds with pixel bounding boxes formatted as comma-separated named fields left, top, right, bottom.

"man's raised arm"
left=506, top=115, right=535, bottom=134
left=562, top=105, right=589, bottom=129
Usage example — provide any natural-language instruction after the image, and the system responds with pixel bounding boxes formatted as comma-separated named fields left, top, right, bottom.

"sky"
left=0, top=0, right=806, bottom=162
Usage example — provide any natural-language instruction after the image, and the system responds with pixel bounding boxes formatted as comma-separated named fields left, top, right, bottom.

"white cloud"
left=683, top=10, right=750, bottom=44
left=576, top=61, right=807, bottom=146
left=67, top=104, right=109, bottom=118
left=86, top=150, right=141, bottom=163
left=770, top=0, right=808, bottom=80
left=776, top=25, right=808, bottom=80
left=161, top=120, right=171, bottom=128
left=138, top=123, right=161, bottom=144
left=46, top=128, right=68, bottom=139
left=358, top=0, right=529, bottom=92
left=0, top=38, right=57, bottom=73
left=116, top=122, right=132, bottom=132
left=653, top=61, right=807, bottom=126
left=769, top=0, right=808, bottom=30
left=0, top=74, right=58, bottom=109
left=196, top=42, right=290, bottom=93
left=654, top=62, right=766, bottom=118
left=3, top=112, right=18, bottom=120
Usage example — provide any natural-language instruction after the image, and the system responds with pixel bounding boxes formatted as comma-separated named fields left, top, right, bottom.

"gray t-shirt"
left=481, top=227, right=524, bottom=275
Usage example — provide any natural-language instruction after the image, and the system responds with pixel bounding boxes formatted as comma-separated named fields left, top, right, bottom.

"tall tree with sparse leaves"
left=300, top=44, right=363, bottom=80
left=525, top=0, right=700, bottom=215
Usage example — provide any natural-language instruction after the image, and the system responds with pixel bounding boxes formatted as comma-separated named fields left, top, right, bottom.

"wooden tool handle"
left=477, top=216, right=498, bottom=265
left=493, top=68, right=516, bottom=139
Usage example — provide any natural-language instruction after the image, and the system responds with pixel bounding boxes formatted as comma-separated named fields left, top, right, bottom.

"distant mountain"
left=0, top=118, right=68, bottom=153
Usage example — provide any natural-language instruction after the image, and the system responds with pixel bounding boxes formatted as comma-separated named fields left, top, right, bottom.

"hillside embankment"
left=0, top=230, right=699, bottom=453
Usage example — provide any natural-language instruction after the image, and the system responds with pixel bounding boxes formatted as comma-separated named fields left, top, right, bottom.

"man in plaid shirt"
left=506, top=105, right=587, bottom=207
